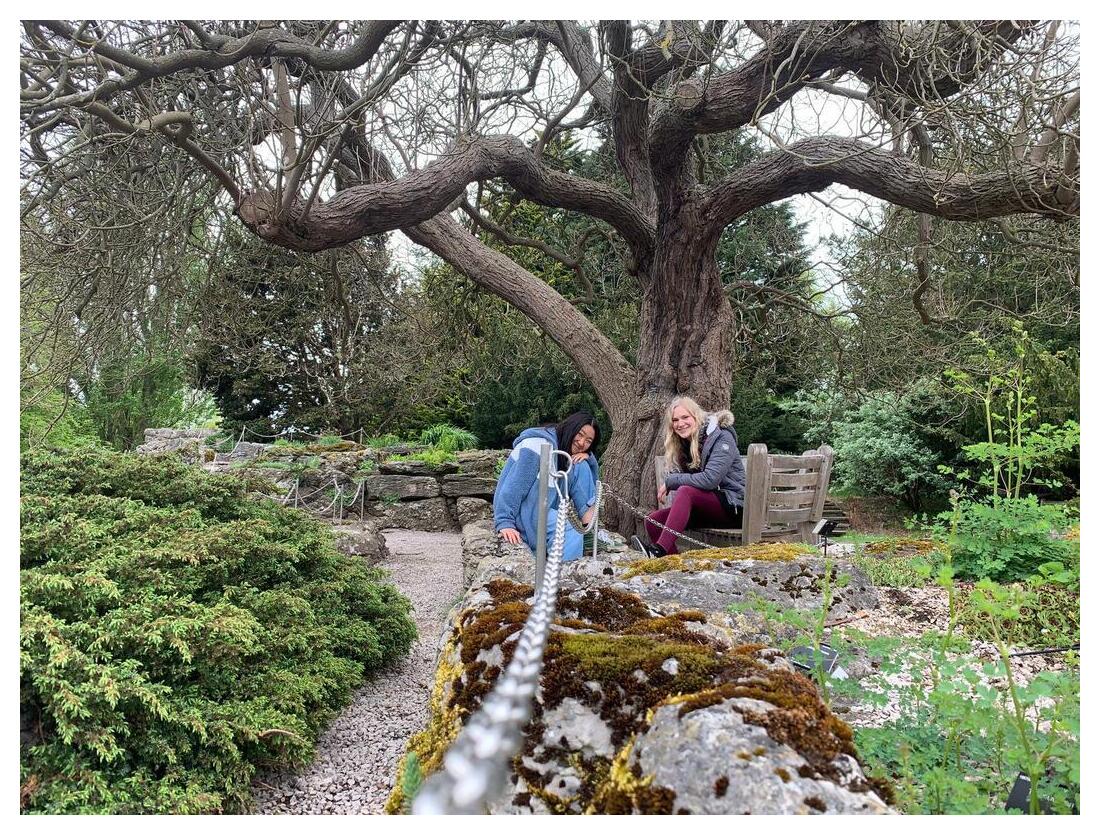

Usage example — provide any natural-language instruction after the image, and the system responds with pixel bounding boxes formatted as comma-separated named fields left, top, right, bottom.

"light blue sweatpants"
left=546, top=463, right=596, bottom=562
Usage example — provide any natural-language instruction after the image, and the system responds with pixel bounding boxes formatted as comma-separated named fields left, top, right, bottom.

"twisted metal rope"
left=412, top=462, right=571, bottom=814
left=599, top=482, right=718, bottom=551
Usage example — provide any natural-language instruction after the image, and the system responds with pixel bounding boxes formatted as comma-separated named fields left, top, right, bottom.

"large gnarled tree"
left=21, top=20, right=1079, bottom=527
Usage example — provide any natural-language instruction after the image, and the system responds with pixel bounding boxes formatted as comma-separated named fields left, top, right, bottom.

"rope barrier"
left=239, top=425, right=365, bottom=441
left=599, top=482, right=718, bottom=551
left=412, top=449, right=571, bottom=814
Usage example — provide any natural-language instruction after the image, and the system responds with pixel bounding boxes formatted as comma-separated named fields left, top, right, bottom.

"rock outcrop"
left=136, top=430, right=509, bottom=532
left=135, top=428, right=218, bottom=464
left=387, top=530, right=891, bottom=815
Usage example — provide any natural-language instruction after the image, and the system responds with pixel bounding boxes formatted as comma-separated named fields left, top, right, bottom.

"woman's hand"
left=499, top=528, right=522, bottom=545
left=581, top=505, right=595, bottom=526
left=657, top=483, right=668, bottom=504
left=571, top=451, right=589, bottom=465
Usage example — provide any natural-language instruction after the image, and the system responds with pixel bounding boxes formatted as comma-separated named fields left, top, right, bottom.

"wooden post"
left=743, top=443, right=768, bottom=544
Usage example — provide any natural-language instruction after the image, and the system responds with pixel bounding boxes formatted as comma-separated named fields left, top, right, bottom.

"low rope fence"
left=413, top=447, right=573, bottom=814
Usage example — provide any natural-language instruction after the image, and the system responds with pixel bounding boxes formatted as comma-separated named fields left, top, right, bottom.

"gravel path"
left=251, top=528, right=464, bottom=814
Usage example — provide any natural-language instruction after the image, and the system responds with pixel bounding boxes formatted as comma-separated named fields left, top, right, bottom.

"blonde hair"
left=663, top=396, right=706, bottom=471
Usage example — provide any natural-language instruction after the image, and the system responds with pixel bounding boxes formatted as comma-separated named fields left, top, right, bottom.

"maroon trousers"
left=644, top=485, right=740, bottom=554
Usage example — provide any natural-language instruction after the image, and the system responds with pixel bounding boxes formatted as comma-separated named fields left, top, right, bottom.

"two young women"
left=492, top=397, right=744, bottom=561
left=492, top=411, right=600, bottom=562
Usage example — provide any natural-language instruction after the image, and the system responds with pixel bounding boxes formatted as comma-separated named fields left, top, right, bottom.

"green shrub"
left=930, top=496, right=1076, bottom=583
left=418, top=424, right=478, bottom=452
left=785, top=386, right=954, bottom=510
left=20, top=447, right=416, bottom=813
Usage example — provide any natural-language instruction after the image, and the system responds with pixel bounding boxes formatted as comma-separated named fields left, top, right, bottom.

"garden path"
left=250, top=528, right=464, bottom=814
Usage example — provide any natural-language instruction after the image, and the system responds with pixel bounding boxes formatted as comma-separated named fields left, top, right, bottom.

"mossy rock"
left=861, top=538, right=941, bottom=558
left=622, top=543, right=816, bottom=578
left=388, top=578, right=891, bottom=814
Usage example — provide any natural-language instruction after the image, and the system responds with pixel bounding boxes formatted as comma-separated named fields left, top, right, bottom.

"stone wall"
left=136, top=430, right=506, bottom=531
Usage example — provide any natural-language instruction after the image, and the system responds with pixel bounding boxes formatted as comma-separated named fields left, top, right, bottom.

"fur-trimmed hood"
left=704, top=409, right=735, bottom=434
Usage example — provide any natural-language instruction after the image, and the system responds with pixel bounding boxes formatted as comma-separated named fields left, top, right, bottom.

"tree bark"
left=600, top=202, right=734, bottom=536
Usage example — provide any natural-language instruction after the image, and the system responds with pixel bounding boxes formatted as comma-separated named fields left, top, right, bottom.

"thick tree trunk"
left=600, top=209, right=734, bottom=537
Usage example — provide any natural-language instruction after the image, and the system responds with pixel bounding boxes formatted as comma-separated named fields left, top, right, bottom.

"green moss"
left=555, top=586, right=652, bottom=631
left=389, top=575, right=888, bottom=815
left=622, top=543, right=814, bottom=578
left=862, top=537, right=940, bottom=557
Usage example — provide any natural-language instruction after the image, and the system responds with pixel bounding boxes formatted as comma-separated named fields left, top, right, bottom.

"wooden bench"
left=654, top=443, right=834, bottom=546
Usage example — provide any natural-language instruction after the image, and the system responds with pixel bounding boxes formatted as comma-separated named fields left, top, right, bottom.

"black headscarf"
left=554, top=411, right=600, bottom=457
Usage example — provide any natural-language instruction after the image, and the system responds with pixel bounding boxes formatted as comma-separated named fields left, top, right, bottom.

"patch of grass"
left=850, top=551, right=936, bottom=588
left=366, top=433, right=403, bottom=448
left=271, top=437, right=307, bottom=449
left=419, top=424, right=478, bottom=452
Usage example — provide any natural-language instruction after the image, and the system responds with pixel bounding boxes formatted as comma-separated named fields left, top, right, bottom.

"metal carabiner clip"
left=549, top=449, right=573, bottom=504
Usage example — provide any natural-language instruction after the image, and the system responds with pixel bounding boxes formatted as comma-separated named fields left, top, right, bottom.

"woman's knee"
left=672, top=485, right=706, bottom=505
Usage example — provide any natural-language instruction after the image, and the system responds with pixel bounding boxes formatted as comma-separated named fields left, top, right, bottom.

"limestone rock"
left=368, top=498, right=454, bottom=531
left=612, top=557, right=878, bottom=618
left=441, top=474, right=497, bottom=498
left=331, top=521, right=389, bottom=563
left=365, top=474, right=441, bottom=500
left=454, top=449, right=508, bottom=476
left=391, top=539, right=893, bottom=816
left=632, top=698, right=889, bottom=814
left=378, top=459, right=459, bottom=476
left=227, top=441, right=267, bottom=461
left=456, top=497, right=493, bottom=526
left=135, top=428, right=217, bottom=464
left=460, top=520, right=534, bottom=588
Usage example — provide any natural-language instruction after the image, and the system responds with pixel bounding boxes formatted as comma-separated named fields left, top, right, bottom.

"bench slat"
left=767, top=507, right=816, bottom=523
left=766, top=489, right=818, bottom=508
left=769, top=453, right=824, bottom=469
left=769, top=471, right=821, bottom=488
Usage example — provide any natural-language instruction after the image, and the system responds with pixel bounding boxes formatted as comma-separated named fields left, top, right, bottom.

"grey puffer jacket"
left=664, top=410, right=746, bottom=509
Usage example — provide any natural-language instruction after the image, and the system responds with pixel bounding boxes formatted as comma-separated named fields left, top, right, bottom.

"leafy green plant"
left=850, top=541, right=1079, bottom=815
left=958, top=580, right=1079, bottom=652
left=944, top=322, right=1079, bottom=499
left=366, top=433, right=403, bottom=449
left=20, top=447, right=417, bottom=813
left=418, top=424, right=478, bottom=453
left=926, top=496, right=1075, bottom=583
left=409, top=448, right=458, bottom=467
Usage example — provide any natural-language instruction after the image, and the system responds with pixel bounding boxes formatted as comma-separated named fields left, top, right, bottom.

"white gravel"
left=250, top=528, right=464, bottom=814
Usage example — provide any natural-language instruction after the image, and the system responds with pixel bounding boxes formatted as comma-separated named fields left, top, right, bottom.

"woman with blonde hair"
left=631, top=396, right=746, bottom=557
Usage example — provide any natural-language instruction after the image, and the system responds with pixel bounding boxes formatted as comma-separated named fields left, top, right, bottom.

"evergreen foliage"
left=20, top=448, right=416, bottom=813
